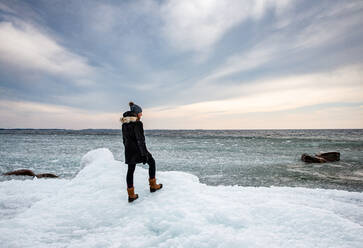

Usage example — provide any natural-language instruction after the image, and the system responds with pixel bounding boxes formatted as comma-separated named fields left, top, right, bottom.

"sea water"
left=1, top=129, right=362, bottom=191
left=0, top=129, right=363, bottom=247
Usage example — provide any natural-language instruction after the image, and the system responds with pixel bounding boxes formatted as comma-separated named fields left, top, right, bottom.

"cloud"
left=160, top=0, right=292, bottom=52
left=202, top=2, right=363, bottom=83
left=0, top=0, right=362, bottom=129
left=0, top=100, right=119, bottom=129
left=143, top=64, right=363, bottom=128
left=0, top=2, right=16, bottom=14
left=1, top=64, right=362, bottom=130
left=202, top=43, right=278, bottom=83
left=0, top=21, right=93, bottom=80
left=144, top=105, right=363, bottom=129
left=295, top=8, right=363, bottom=49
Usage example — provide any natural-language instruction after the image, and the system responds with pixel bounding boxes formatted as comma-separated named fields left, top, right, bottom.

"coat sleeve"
left=134, top=122, right=148, bottom=156
left=121, top=125, right=126, bottom=146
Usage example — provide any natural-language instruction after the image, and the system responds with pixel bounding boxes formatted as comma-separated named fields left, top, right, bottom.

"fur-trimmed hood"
left=120, top=116, right=138, bottom=124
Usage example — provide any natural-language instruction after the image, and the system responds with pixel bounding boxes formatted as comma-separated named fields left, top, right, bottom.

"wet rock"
left=316, top=152, right=340, bottom=162
left=301, top=154, right=327, bottom=163
left=35, top=173, right=58, bottom=178
left=301, top=152, right=340, bottom=163
left=3, top=169, right=58, bottom=178
left=3, top=169, right=36, bottom=177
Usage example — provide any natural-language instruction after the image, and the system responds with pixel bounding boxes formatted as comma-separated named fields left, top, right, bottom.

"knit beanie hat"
left=130, top=103, right=142, bottom=114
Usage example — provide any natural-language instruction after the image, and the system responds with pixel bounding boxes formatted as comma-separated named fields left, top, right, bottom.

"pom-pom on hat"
left=129, top=102, right=142, bottom=114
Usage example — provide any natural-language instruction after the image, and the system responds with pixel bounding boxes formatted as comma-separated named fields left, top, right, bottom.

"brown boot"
left=149, top=178, right=163, bottom=193
left=127, top=187, right=139, bottom=203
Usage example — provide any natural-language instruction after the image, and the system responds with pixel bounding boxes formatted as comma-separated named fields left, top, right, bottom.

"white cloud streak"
left=160, top=0, right=293, bottom=52
left=295, top=11, right=363, bottom=49
left=191, top=1, right=363, bottom=86
left=0, top=100, right=120, bottom=129
left=0, top=21, right=93, bottom=79
left=202, top=44, right=278, bottom=83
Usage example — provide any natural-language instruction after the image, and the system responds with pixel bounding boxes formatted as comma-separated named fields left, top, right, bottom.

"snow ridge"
left=0, top=148, right=362, bottom=248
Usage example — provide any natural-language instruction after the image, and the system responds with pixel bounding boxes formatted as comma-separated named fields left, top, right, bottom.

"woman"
left=121, top=102, right=162, bottom=202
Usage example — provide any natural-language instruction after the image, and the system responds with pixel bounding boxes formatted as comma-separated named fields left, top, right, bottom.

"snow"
left=0, top=148, right=362, bottom=248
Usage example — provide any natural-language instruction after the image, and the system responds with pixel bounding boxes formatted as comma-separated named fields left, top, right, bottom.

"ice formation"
left=0, top=148, right=362, bottom=248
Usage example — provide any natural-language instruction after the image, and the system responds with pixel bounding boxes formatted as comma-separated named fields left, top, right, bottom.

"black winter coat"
left=122, top=119, right=149, bottom=164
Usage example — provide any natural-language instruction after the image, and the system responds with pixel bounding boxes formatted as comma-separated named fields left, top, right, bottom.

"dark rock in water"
left=301, top=154, right=327, bottom=163
left=316, top=152, right=340, bottom=162
left=35, top=173, right=58, bottom=178
left=301, top=152, right=340, bottom=163
left=3, top=169, right=36, bottom=177
left=3, top=169, right=58, bottom=178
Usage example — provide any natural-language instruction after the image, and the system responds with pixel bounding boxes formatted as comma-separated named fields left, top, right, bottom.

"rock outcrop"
left=3, top=169, right=58, bottom=178
left=316, top=152, right=340, bottom=162
left=301, top=152, right=340, bottom=163
left=3, top=169, right=36, bottom=177
left=35, top=173, right=58, bottom=178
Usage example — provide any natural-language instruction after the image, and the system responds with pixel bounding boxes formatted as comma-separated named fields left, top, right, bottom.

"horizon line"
left=1, top=128, right=362, bottom=131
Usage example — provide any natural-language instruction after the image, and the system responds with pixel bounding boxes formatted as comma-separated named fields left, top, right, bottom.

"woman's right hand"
left=141, top=155, right=148, bottom=164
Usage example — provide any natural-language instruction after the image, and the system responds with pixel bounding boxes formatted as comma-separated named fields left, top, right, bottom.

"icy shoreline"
left=0, top=148, right=362, bottom=248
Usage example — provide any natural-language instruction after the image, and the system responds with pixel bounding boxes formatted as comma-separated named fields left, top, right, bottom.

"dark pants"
left=126, top=154, right=156, bottom=188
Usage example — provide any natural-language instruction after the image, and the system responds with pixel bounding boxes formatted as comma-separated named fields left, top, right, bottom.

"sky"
left=0, top=0, right=362, bottom=129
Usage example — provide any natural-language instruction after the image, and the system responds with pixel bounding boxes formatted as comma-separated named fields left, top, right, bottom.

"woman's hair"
left=129, top=101, right=134, bottom=106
